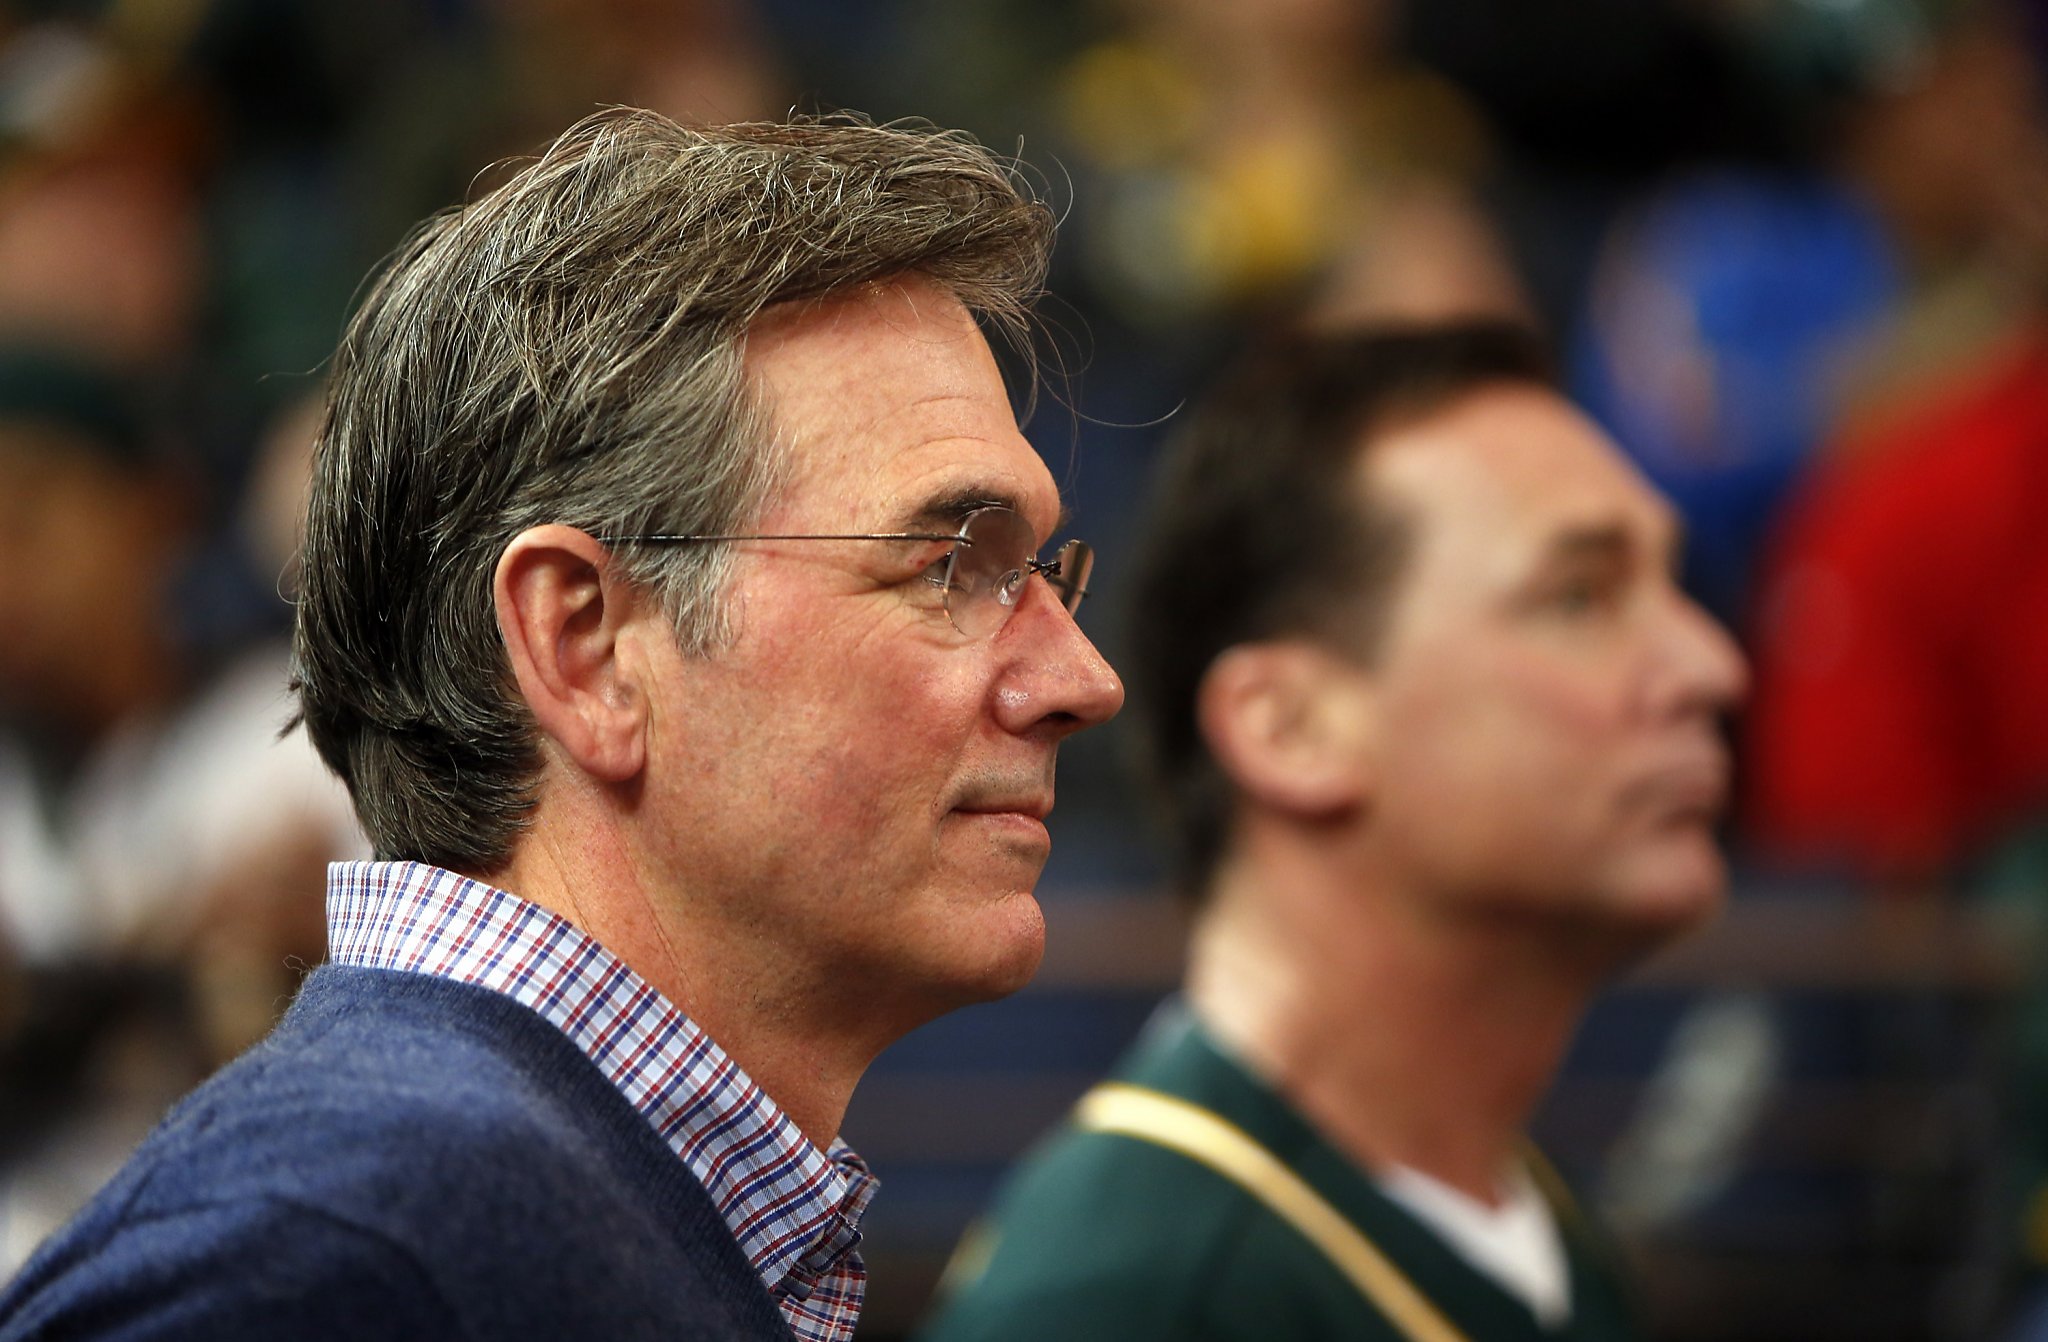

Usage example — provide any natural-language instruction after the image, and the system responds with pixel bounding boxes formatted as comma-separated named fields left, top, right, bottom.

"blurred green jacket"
left=917, top=1004, right=1641, bottom=1342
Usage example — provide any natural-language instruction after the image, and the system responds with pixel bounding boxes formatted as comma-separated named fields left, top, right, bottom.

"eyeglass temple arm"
left=594, top=530, right=967, bottom=544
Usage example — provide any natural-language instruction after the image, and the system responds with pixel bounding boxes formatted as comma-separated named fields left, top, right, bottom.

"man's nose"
left=990, top=575, right=1125, bottom=738
left=1657, top=589, right=1749, bottom=716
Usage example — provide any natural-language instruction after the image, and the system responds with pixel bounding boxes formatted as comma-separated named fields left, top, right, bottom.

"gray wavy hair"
left=291, top=107, right=1055, bottom=872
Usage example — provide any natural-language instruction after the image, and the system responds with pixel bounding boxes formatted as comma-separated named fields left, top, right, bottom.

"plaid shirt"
left=327, top=861, right=877, bottom=1342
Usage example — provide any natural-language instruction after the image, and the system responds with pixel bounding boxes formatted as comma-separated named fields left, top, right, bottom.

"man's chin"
left=960, top=889, right=1049, bottom=999
left=903, top=886, right=1048, bottom=1014
left=1599, top=843, right=1730, bottom=948
left=966, top=941, right=1045, bottom=1004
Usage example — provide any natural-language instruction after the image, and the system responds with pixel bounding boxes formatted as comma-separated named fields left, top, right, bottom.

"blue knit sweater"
left=0, top=965, right=794, bottom=1340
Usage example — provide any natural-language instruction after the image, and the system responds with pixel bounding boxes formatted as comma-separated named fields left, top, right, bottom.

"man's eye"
left=1556, top=580, right=1599, bottom=611
left=1550, top=573, right=1621, bottom=614
left=920, top=550, right=955, bottom=590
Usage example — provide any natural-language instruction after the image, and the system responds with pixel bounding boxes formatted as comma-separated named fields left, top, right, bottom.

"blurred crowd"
left=2, top=0, right=2048, bottom=1337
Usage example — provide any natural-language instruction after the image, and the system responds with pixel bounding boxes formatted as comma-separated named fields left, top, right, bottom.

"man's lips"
left=948, top=799, right=1054, bottom=857
left=950, top=795, right=1053, bottom=822
left=949, top=765, right=1057, bottom=822
left=1631, top=755, right=1731, bottom=823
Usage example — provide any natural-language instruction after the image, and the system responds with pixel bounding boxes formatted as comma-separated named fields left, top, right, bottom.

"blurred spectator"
left=1557, top=0, right=2046, bottom=632
left=1045, top=0, right=1528, bottom=333
left=1714, top=8, right=2048, bottom=1325
left=0, top=8, right=371, bottom=1276
left=1742, top=326, right=2048, bottom=883
left=920, top=321, right=1747, bottom=1342
left=1738, top=0, right=2048, bottom=883
left=0, top=355, right=365, bottom=1264
left=1571, top=174, right=1898, bottom=628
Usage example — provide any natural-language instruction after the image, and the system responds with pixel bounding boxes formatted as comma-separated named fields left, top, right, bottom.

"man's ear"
left=1196, top=641, right=1375, bottom=818
left=494, top=525, right=648, bottom=783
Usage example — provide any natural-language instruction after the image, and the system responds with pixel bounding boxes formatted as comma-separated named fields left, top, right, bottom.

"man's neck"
left=483, top=812, right=876, bottom=1150
left=1185, top=850, right=1604, bottom=1205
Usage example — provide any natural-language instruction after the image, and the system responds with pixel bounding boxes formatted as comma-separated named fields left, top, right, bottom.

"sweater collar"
left=326, top=860, right=875, bottom=1340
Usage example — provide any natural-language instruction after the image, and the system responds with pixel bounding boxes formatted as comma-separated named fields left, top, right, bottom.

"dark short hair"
left=291, top=107, right=1054, bottom=872
left=1126, top=321, right=1556, bottom=899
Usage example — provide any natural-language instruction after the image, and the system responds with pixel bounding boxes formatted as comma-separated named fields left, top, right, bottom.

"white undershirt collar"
left=1376, top=1161, right=1572, bottom=1328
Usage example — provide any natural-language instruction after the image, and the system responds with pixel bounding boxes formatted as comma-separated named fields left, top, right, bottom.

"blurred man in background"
left=922, top=323, right=1746, bottom=1341
left=0, top=106, right=1122, bottom=1340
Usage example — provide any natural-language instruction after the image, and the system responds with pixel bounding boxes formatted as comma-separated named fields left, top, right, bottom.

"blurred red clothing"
left=1742, top=326, right=2048, bottom=876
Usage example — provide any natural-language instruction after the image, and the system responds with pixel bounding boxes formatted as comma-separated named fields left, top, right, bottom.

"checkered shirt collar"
left=326, top=860, right=878, bottom=1342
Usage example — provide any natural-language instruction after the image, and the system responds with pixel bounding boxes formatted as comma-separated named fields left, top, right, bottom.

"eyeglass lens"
left=945, top=507, right=1093, bottom=638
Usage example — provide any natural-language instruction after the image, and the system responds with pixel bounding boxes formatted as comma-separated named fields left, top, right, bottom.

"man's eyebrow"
left=1542, top=515, right=1684, bottom=569
left=900, top=487, right=1071, bottom=535
left=1546, top=523, right=1631, bottom=558
left=902, top=489, right=1011, bottom=531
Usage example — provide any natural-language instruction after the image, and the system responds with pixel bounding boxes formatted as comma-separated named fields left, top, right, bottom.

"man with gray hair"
left=0, top=107, right=1122, bottom=1341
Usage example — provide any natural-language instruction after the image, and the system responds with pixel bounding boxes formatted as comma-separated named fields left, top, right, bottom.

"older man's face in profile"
left=634, top=276, right=1124, bottom=1024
